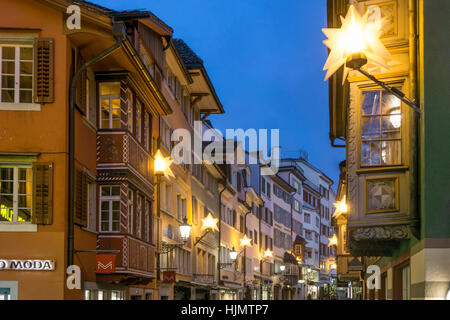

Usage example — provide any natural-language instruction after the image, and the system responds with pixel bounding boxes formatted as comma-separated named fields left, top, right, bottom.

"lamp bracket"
left=353, top=67, right=421, bottom=115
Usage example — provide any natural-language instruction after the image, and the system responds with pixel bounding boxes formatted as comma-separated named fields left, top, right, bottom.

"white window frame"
left=0, top=165, right=33, bottom=224
left=99, top=82, right=121, bottom=129
left=100, top=186, right=121, bottom=232
left=0, top=44, right=33, bottom=104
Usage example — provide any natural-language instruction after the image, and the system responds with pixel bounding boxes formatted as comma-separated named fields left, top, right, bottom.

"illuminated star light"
left=322, top=5, right=391, bottom=83
left=240, top=235, right=252, bottom=247
left=154, top=149, right=175, bottom=179
left=201, top=213, right=219, bottom=232
left=333, top=195, right=348, bottom=219
left=328, top=234, right=338, bottom=247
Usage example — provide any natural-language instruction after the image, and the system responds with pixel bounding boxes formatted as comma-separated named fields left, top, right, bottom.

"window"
left=360, top=89, right=402, bottom=166
left=0, top=166, right=32, bottom=222
left=100, top=186, right=120, bottom=232
left=145, top=200, right=151, bottom=242
left=136, top=195, right=142, bottom=238
left=127, top=89, right=133, bottom=133
left=145, top=111, right=151, bottom=151
left=261, top=177, right=266, bottom=194
left=0, top=45, right=33, bottom=103
left=128, top=189, right=134, bottom=234
left=136, top=100, right=142, bottom=142
left=99, top=82, right=120, bottom=129
left=192, top=196, right=198, bottom=225
left=177, top=194, right=186, bottom=221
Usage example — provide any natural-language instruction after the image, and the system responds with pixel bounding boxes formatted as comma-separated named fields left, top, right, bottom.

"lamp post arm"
left=194, top=229, right=212, bottom=247
left=355, top=68, right=421, bottom=115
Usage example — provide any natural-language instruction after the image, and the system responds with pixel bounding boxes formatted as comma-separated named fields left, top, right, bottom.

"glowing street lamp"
left=229, top=247, right=238, bottom=261
left=263, top=249, right=273, bottom=258
left=322, top=5, right=420, bottom=114
left=179, top=218, right=192, bottom=241
left=280, top=265, right=286, bottom=272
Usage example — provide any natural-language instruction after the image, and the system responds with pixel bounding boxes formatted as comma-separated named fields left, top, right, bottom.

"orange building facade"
left=0, top=0, right=173, bottom=300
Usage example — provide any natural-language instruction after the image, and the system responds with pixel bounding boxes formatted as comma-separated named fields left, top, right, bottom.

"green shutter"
left=32, top=163, right=53, bottom=225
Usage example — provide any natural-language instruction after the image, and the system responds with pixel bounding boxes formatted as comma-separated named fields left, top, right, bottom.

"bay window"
left=136, top=100, right=142, bottom=142
left=99, top=82, right=120, bottom=129
left=127, top=89, right=133, bottom=133
left=0, top=166, right=32, bottom=222
left=360, top=89, right=402, bottom=166
left=100, top=186, right=120, bottom=232
left=0, top=45, right=33, bottom=104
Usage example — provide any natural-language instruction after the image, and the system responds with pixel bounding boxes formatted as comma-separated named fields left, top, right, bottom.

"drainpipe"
left=243, top=209, right=252, bottom=297
left=68, top=21, right=125, bottom=267
left=217, top=181, right=227, bottom=291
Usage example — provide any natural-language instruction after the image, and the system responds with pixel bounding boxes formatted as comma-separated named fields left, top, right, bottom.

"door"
left=0, top=288, right=11, bottom=300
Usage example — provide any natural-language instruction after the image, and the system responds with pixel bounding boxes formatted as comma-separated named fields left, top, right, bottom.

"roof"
left=73, top=0, right=173, bottom=34
left=172, top=39, right=203, bottom=67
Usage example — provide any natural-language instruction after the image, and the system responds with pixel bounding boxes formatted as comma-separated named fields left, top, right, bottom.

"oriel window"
left=99, top=82, right=121, bottom=129
left=360, top=89, right=402, bottom=166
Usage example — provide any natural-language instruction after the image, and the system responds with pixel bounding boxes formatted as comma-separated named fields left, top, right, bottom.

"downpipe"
left=67, top=21, right=125, bottom=267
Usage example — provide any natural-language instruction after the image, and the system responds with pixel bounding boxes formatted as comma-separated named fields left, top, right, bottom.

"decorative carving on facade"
left=351, top=224, right=409, bottom=241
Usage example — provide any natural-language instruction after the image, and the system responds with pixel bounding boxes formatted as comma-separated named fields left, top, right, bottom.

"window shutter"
left=33, top=38, right=54, bottom=104
left=32, top=163, right=53, bottom=225
left=75, top=169, right=88, bottom=227
left=76, top=54, right=87, bottom=114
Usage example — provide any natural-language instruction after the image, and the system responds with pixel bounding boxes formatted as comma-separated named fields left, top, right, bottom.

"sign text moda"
left=0, top=259, right=55, bottom=271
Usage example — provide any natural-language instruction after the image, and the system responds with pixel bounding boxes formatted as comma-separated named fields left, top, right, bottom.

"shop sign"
left=0, top=259, right=55, bottom=271
left=163, top=271, right=176, bottom=283
left=96, top=254, right=116, bottom=273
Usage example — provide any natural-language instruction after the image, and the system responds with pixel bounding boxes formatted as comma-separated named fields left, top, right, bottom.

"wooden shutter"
left=76, top=54, right=87, bottom=114
left=32, top=163, right=53, bottom=225
left=33, top=38, right=54, bottom=104
left=75, top=168, right=88, bottom=227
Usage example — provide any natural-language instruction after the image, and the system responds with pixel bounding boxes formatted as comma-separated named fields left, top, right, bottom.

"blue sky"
left=93, top=0, right=345, bottom=189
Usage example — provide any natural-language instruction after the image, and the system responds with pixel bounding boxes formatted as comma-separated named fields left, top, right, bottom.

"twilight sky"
left=94, top=0, right=346, bottom=190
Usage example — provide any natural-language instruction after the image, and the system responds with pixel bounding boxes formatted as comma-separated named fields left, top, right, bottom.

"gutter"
left=68, top=20, right=125, bottom=267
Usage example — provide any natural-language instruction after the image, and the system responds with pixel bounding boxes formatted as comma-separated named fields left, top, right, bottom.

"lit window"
left=0, top=166, right=32, bottom=223
left=127, top=89, right=133, bottom=133
left=1, top=45, right=33, bottom=104
left=136, top=100, right=142, bottom=142
left=360, top=89, right=402, bottom=166
left=100, top=186, right=120, bottom=232
left=99, top=82, right=121, bottom=129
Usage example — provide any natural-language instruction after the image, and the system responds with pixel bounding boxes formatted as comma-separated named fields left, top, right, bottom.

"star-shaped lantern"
left=328, top=234, right=338, bottom=247
left=201, top=213, right=219, bottom=232
left=322, top=5, right=390, bottom=83
left=332, top=195, right=348, bottom=219
left=240, top=235, right=252, bottom=248
left=154, top=149, right=175, bottom=179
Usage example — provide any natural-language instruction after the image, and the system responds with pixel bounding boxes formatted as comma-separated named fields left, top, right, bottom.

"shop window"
left=360, top=89, right=402, bottom=166
left=99, top=82, right=121, bottom=129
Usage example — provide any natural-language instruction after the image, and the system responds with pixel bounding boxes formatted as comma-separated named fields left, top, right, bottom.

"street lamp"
left=322, top=5, right=420, bottom=114
left=179, top=217, right=192, bottom=241
left=229, top=247, right=238, bottom=261
left=280, top=265, right=286, bottom=272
